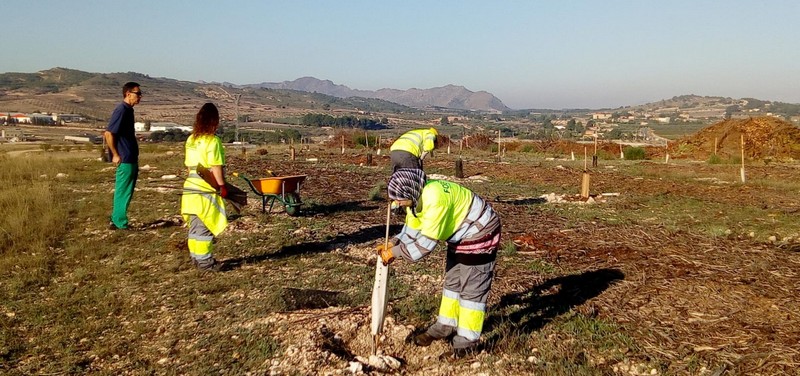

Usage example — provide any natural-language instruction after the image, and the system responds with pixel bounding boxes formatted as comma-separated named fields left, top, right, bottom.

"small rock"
left=56, top=173, right=68, bottom=179
left=382, top=356, right=401, bottom=370
left=471, top=361, right=481, bottom=369
left=39, top=174, right=48, bottom=178
left=347, top=361, right=362, bottom=374
left=527, top=356, right=539, bottom=363
left=368, top=355, right=387, bottom=370
left=161, top=174, right=178, bottom=180
left=157, top=357, right=169, bottom=365
left=166, top=151, right=174, bottom=155
left=650, top=368, right=658, bottom=375
left=768, top=235, right=777, bottom=243
left=141, top=164, right=152, bottom=170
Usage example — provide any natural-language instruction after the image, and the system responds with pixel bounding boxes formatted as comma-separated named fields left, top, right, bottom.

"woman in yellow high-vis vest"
left=378, top=168, right=501, bottom=360
left=181, top=103, right=228, bottom=271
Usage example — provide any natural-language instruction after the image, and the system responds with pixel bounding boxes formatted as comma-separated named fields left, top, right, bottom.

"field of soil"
left=210, top=149, right=800, bottom=375
left=2, top=141, right=800, bottom=375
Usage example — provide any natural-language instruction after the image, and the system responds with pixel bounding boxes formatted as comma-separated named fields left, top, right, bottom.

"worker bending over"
left=377, top=168, right=501, bottom=359
left=389, top=128, right=438, bottom=172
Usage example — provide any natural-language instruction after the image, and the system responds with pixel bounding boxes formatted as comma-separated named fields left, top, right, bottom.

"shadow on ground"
left=482, top=268, right=625, bottom=352
left=493, top=197, right=547, bottom=205
left=221, top=224, right=404, bottom=269
left=301, top=200, right=381, bottom=216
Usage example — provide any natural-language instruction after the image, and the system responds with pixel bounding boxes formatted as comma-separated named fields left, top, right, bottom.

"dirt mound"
left=673, top=116, right=800, bottom=161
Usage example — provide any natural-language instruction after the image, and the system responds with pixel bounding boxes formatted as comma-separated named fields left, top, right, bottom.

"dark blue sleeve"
left=106, top=104, right=124, bottom=134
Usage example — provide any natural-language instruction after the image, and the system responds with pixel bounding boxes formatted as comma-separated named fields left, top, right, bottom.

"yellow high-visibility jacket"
left=390, top=129, right=436, bottom=157
left=391, top=180, right=500, bottom=262
left=181, top=134, right=228, bottom=236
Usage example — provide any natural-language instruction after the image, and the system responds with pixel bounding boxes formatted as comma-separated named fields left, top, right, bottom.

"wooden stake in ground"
left=497, top=130, right=501, bottom=160
left=581, top=146, right=591, bottom=198
left=740, top=134, right=746, bottom=183
left=376, top=135, right=381, bottom=155
left=619, top=143, right=624, bottom=159
left=371, top=203, right=392, bottom=355
left=455, top=158, right=464, bottom=179
left=447, top=139, right=451, bottom=154
left=592, top=135, right=598, bottom=167
left=341, top=135, right=345, bottom=155
left=290, top=146, right=295, bottom=161
left=714, top=137, right=718, bottom=156
left=665, top=142, right=669, bottom=164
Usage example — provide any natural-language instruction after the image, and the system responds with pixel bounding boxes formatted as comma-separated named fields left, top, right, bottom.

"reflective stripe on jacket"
left=391, top=180, right=500, bottom=262
left=180, top=134, right=228, bottom=236
left=390, top=129, right=436, bottom=157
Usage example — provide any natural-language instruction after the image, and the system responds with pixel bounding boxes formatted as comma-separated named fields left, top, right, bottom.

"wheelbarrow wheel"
left=284, top=192, right=301, bottom=216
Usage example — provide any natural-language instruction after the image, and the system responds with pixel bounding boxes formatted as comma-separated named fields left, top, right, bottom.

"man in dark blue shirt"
left=104, top=82, right=142, bottom=230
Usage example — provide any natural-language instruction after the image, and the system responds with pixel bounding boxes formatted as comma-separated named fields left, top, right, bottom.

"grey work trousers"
left=426, top=253, right=496, bottom=350
left=390, top=150, right=422, bottom=172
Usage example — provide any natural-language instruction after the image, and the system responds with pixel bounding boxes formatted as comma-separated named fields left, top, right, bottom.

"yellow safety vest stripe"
left=188, top=238, right=213, bottom=257
left=390, top=129, right=435, bottom=156
left=456, top=304, right=485, bottom=340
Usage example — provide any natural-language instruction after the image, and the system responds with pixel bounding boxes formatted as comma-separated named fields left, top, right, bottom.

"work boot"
left=108, top=222, right=128, bottom=231
left=195, top=258, right=222, bottom=272
left=413, top=333, right=436, bottom=347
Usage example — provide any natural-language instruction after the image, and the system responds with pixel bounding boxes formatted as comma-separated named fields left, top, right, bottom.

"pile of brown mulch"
left=672, top=117, right=800, bottom=161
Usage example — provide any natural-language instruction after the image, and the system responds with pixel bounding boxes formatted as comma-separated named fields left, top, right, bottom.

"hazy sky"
left=2, top=1, right=799, bottom=109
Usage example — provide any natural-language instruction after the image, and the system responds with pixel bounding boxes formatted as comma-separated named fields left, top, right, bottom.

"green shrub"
left=500, top=241, right=517, bottom=256
left=624, top=147, right=647, bottom=160
left=367, top=182, right=386, bottom=201
left=707, top=154, right=723, bottom=164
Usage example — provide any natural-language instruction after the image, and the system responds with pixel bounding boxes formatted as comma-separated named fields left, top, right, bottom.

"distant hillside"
left=618, top=94, right=800, bottom=120
left=0, top=68, right=415, bottom=125
left=242, top=77, right=510, bottom=112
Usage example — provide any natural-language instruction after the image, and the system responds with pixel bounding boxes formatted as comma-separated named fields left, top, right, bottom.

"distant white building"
left=11, top=114, right=31, bottom=124
left=150, top=122, right=192, bottom=133
left=53, top=113, right=85, bottom=123
left=592, top=112, right=612, bottom=120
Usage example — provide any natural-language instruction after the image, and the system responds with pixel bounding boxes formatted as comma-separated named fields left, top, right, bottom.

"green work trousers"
left=111, top=163, right=138, bottom=229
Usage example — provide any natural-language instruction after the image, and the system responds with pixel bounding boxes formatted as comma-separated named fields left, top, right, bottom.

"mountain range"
left=235, top=77, right=510, bottom=113
left=3, top=68, right=800, bottom=126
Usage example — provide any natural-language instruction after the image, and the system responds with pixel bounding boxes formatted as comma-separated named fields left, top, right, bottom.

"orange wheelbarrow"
left=233, top=172, right=307, bottom=216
